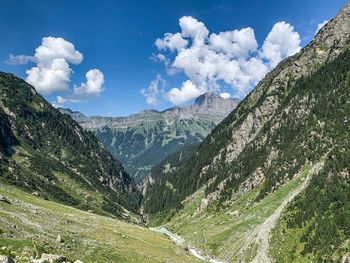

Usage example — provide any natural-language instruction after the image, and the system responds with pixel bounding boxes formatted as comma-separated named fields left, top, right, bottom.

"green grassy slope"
left=159, top=165, right=313, bottom=263
left=0, top=183, right=200, bottom=263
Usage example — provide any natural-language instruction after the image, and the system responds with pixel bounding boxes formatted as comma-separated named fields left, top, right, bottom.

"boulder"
left=343, top=255, right=350, bottom=263
left=55, top=234, right=64, bottom=243
left=40, top=253, right=66, bottom=263
left=0, top=255, right=15, bottom=263
left=0, top=196, right=10, bottom=204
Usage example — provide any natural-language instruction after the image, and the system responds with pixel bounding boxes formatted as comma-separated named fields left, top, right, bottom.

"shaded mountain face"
left=0, top=72, right=141, bottom=218
left=60, top=93, right=240, bottom=181
left=144, top=3, right=350, bottom=261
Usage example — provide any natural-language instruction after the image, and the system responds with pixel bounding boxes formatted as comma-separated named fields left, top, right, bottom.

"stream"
left=151, top=226, right=225, bottom=263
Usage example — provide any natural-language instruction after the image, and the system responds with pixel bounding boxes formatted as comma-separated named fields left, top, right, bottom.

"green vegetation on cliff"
left=0, top=72, right=141, bottom=218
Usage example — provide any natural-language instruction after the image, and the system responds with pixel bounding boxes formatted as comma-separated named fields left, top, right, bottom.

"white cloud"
left=74, top=69, right=104, bottom=97
left=220, top=92, right=231, bottom=99
left=52, top=69, right=105, bottom=105
left=52, top=95, right=66, bottom=108
left=155, top=33, right=188, bottom=52
left=315, top=20, right=328, bottom=35
left=150, top=17, right=301, bottom=105
left=25, top=37, right=83, bottom=94
left=209, top=28, right=258, bottom=58
left=150, top=53, right=170, bottom=67
left=166, top=80, right=204, bottom=105
left=141, top=74, right=166, bottom=105
left=261, top=22, right=301, bottom=68
left=179, top=16, right=209, bottom=42
left=9, top=36, right=105, bottom=105
left=6, top=54, right=35, bottom=65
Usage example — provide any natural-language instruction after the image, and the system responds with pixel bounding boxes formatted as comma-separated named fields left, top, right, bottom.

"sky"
left=0, top=0, right=347, bottom=116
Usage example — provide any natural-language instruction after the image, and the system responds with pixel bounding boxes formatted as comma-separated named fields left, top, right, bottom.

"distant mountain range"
left=60, top=92, right=240, bottom=181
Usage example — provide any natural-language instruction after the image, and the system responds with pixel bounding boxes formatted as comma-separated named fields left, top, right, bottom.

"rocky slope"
left=0, top=72, right=141, bottom=219
left=144, top=2, right=350, bottom=262
left=60, top=93, right=239, bottom=181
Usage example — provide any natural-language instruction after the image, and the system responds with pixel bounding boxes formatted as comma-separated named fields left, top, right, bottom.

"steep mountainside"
left=60, top=93, right=239, bottom=181
left=144, top=2, right=350, bottom=262
left=0, top=72, right=141, bottom=219
left=140, top=143, right=198, bottom=196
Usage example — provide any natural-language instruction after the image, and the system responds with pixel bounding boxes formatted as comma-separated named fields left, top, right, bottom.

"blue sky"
left=0, top=0, right=346, bottom=116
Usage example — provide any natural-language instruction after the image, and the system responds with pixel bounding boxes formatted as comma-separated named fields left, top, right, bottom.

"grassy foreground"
left=0, top=183, right=200, bottom=263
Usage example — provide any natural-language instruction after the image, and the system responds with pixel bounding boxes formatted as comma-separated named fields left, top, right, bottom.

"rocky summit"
left=60, top=93, right=240, bottom=181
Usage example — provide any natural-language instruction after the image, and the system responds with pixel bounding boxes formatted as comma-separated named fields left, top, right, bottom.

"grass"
left=163, top=165, right=312, bottom=263
left=0, top=184, right=201, bottom=263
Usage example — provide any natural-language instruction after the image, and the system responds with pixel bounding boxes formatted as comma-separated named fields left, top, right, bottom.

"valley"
left=60, top=93, right=240, bottom=181
left=1, top=1, right=350, bottom=263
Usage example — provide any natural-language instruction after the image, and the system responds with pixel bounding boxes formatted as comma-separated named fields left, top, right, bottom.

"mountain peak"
left=193, top=92, right=240, bottom=112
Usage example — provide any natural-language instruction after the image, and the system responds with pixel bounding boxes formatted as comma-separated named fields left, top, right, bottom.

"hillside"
left=0, top=72, right=141, bottom=219
left=0, top=183, right=200, bottom=263
left=144, top=2, right=350, bottom=262
left=60, top=92, right=240, bottom=181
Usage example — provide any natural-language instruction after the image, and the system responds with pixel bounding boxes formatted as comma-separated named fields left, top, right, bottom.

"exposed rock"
left=228, top=210, right=240, bottom=218
left=0, top=195, right=10, bottom=204
left=343, top=254, right=350, bottom=263
left=55, top=234, right=64, bottom=243
left=34, top=253, right=66, bottom=263
left=0, top=255, right=15, bottom=263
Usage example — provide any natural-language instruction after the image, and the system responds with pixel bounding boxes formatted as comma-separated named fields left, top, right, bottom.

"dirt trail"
left=250, top=162, right=324, bottom=263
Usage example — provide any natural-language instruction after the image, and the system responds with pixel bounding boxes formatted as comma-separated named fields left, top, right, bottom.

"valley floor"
left=0, top=184, right=201, bottom=263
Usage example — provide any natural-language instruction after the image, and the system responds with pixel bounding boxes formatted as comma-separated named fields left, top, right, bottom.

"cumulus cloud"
left=166, top=80, right=204, bottom=105
left=52, top=95, right=66, bottom=108
left=9, top=36, right=105, bottom=106
left=141, top=74, right=166, bottom=105
left=209, top=28, right=258, bottom=58
left=220, top=92, right=231, bottom=99
left=73, top=69, right=104, bottom=98
left=261, top=22, right=301, bottom=67
left=315, top=20, right=328, bottom=35
left=6, top=54, right=35, bottom=65
left=179, top=16, right=209, bottom=42
left=25, top=37, right=83, bottom=94
left=150, top=17, right=302, bottom=105
left=155, top=33, right=188, bottom=52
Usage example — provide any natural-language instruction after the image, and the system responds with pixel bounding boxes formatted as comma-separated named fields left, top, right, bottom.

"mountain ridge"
left=60, top=92, right=240, bottom=180
left=143, top=3, right=350, bottom=261
left=59, top=92, right=240, bottom=129
left=0, top=72, right=141, bottom=218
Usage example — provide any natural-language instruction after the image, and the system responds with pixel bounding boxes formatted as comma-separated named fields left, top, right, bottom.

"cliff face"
left=60, top=93, right=240, bottom=181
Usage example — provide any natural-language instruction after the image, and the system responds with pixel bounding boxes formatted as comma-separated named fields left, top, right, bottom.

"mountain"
left=60, top=92, right=240, bottom=181
left=0, top=72, right=141, bottom=219
left=144, top=2, right=350, bottom=262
